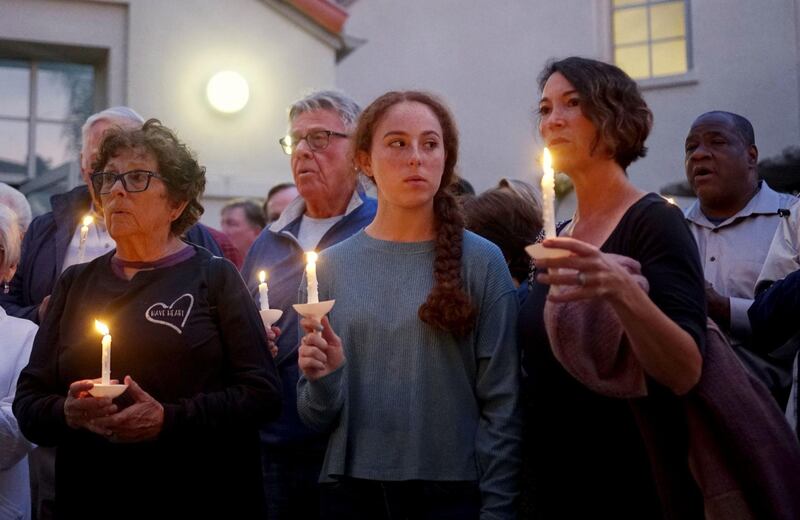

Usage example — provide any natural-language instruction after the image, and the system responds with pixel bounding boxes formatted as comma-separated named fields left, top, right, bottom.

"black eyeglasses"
left=90, top=170, right=167, bottom=195
left=279, top=130, right=348, bottom=155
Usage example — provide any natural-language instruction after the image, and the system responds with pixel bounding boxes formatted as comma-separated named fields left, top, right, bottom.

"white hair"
left=0, top=204, right=21, bottom=274
left=0, top=182, right=32, bottom=232
left=288, top=90, right=361, bottom=132
left=81, top=106, right=145, bottom=148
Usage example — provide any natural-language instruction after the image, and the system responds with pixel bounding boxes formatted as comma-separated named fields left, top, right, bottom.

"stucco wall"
left=338, top=0, right=800, bottom=217
left=0, top=0, right=128, bottom=107
left=637, top=0, right=800, bottom=202
left=1, top=0, right=339, bottom=226
left=123, top=0, right=337, bottom=225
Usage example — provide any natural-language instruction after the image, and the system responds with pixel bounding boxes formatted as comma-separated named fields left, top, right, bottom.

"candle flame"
left=542, top=147, right=554, bottom=177
left=82, top=215, right=94, bottom=227
left=258, top=270, right=267, bottom=283
left=305, top=251, right=318, bottom=264
left=94, top=320, right=110, bottom=336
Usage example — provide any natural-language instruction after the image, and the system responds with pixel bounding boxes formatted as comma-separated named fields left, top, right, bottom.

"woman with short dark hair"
left=518, top=57, right=706, bottom=518
left=14, top=119, right=281, bottom=518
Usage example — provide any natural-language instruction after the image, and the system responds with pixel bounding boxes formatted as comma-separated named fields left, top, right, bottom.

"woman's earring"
left=3, top=282, right=9, bottom=294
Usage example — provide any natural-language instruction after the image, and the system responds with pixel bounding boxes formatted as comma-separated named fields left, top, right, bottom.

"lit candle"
left=541, top=147, right=557, bottom=239
left=305, top=251, right=319, bottom=304
left=94, top=320, right=112, bottom=385
left=258, top=270, right=270, bottom=310
left=78, top=215, right=93, bottom=262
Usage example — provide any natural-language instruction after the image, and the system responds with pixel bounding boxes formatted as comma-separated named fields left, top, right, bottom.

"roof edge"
left=259, top=0, right=364, bottom=62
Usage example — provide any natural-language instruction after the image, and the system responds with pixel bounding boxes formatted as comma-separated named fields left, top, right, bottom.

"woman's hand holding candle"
left=64, top=379, right=118, bottom=431
left=90, top=376, right=164, bottom=442
left=298, top=316, right=344, bottom=381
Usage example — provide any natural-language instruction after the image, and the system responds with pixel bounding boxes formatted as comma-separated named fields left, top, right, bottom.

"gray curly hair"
left=288, top=90, right=361, bottom=131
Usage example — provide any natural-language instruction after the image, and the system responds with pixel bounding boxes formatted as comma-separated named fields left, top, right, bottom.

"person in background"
left=451, top=176, right=475, bottom=197
left=264, top=182, right=299, bottom=223
left=0, top=204, right=37, bottom=520
left=519, top=57, right=706, bottom=518
left=0, top=184, right=32, bottom=293
left=683, top=111, right=797, bottom=403
left=748, top=186, right=800, bottom=435
left=241, top=90, right=376, bottom=519
left=497, top=177, right=543, bottom=211
left=463, top=185, right=542, bottom=287
left=0, top=106, right=232, bottom=325
left=13, top=119, right=280, bottom=518
left=221, top=198, right=266, bottom=264
left=0, top=182, right=33, bottom=232
left=297, top=90, right=521, bottom=519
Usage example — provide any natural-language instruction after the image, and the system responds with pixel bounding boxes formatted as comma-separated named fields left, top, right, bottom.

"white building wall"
left=1, top=0, right=340, bottom=227
left=636, top=0, right=800, bottom=203
left=0, top=0, right=128, bottom=107
left=123, top=0, right=338, bottom=225
left=338, top=0, right=800, bottom=217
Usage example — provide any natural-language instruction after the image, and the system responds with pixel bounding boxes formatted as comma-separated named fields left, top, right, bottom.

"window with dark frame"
left=0, top=59, right=94, bottom=186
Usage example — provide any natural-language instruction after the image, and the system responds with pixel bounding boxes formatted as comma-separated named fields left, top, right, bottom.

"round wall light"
left=206, top=71, right=250, bottom=114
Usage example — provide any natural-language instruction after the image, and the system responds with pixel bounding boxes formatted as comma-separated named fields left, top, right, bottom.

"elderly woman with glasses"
left=14, top=119, right=281, bottom=518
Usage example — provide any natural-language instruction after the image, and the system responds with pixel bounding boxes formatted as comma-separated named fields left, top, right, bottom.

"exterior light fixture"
left=206, top=71, right=250, bottom=114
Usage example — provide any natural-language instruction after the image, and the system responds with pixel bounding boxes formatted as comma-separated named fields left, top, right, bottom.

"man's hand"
left=266, top=325, right=281, bottom=358
left=705, top=281, right=731, bottom=329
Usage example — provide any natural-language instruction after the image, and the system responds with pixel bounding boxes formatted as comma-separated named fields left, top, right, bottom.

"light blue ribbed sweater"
left=297, top=230, right=521, bottom=519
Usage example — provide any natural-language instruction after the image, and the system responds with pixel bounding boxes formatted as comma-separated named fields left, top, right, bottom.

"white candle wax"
left=95, top=320, right=112, bottom=385
left=78, top=215, right=93, bottom=263
left=101, top=334, right=111, bottom=385
left=305, top=252, right=319, bottom=304
left=541, top=147, right=557, bottom=239
left=258, top=270, right=269, bottom=310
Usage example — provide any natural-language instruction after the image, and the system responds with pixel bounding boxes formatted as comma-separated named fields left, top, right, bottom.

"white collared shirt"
left=758, top=197, right=800, bottom=290
left=685, top=182, right=798, bottom=343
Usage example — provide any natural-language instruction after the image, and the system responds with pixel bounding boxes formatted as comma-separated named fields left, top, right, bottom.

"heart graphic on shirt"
left=145, top=294, right=194, bottom=334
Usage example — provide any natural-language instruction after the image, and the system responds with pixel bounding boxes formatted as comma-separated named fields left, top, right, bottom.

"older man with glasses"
left=241, top=90, right=376, bottom=519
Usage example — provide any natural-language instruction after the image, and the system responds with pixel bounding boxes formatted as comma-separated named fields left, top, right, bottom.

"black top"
left=13, top=246, right=281, bottom=518
left=518, top=193, right=706, bottom=519
left=0, top=184, right=226, bottom=323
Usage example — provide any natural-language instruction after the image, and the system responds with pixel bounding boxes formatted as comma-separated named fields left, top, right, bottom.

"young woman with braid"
left=296, top=91, right=521, bottom=519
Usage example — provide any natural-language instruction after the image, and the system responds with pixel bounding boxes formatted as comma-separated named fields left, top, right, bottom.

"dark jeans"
left=320, top=477, right=480, bottom=520
left=261, top=443, right=325, bottom=520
